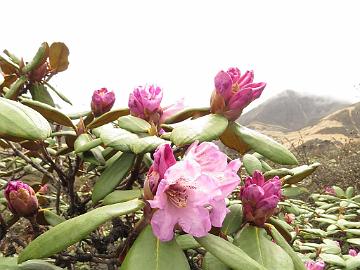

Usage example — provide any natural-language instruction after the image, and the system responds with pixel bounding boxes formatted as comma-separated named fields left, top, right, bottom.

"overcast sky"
left=2, top=0, right=360, bottom=113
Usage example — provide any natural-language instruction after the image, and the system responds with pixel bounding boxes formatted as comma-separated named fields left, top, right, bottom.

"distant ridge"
left=239, top=90, right=349, bottom=131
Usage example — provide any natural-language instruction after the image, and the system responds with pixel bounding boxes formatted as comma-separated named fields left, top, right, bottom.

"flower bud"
left=91, top=88, right=116, bottom=117
left=324, top=186, right=336, bottom=195
left=128, top=85, right=163, bottom=122
left=240, top=171, right=281, bottom=226
left=29, top=62, right=49, bottom=82
left=143, top=144, right=176, bottom=199
left=210, top=67, right=266, bottom=121
left=4, top=181, right=39, bottom=217
left=305, top=260, right=325, bottom=270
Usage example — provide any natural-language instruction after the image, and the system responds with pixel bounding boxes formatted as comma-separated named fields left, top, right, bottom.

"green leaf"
left=195, top=234, right=267, bottom=270
left=319, top=253, right=346, bottom=267
left=267, top=218, right=293, bottom=243
left=176, top=234, right=201, bottom=250
left=87, top=108, right=129, bottom=129
left=0, top=257, right=19, bottom=270
left=282, top=186, right=308, bottom=198
left=283, top=163, right=321, bottom=185
left=243, top=154, right=263, bottom=175
left=233, top=225, right=295, bottom=269
left=332, top=186, right=346, bottom=198
left=345, top=256, right=360, bottom=270
left=0, top=97, right=51, bottom=141
left=120, top=225, right=190, bottom=270
left=20, top=98, right=75, bottom=129
left=129, top=135, right=166, bottom=154
left=4, top=75, right=27, bottom=100
left=220, top=122, right=251, bottom=154
left=346, top=187, right=355, bottom=199
left=19, top=259, right=64, bottom=270
left=230, top=122, right=298, bottom=165
left=347, top=238, right=360, bottom=246
left=170, top=114, right=228, bottom=146
left=118, top=115, right=151, bottom=133
left=264, top=168, right=294, bottom=179
left=22, top=42, right=49, bottom=73
left=203, top=252, right=230, bottom=270
left=266, top=224, right=306, bottom=270
left=92, top=152, right=136, bottom=204
left=74, top=136, right=102, bottom=154
left=18, top=199, right=144, bottom=263
left=103, top=189, right=142, bottom=205
left=163, top=107, right=211, bottom=124
left=30, top=83, right=55, bottom=107
left=43, top=210, right=65, bottom=226
left=221, top=204, right=243, bottom=235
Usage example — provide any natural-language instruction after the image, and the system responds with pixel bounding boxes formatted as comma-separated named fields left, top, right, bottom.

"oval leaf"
left=233, top=225, right=295, bottom=269
left=92, top=152, right=136, bottom=204
left=49, top=42, right=69, bottom=72
left=283, top=163, right=320, bottom=185
left=163, top=107, right=211, bottom=124
left=29, top=83, right=55, bottom=107
left=118, top=115, right=151, bottom=134
left=87, top=108, right=129, bottom=129
left=0, top=97, right=51, bottom=141
left=170, top=114, right=228, bottom=146
left=230, top=122, right=298, bottom=165
left=195, top=234, right=267, bottom=270
left=120, top=225, right=190, bottom=270
left=22, top=42, right=49, bottom=73
left=243, top=154, right=263, bottom=175
left=18, top=199, right=144, bottom=263
left=103, top=189, right=142, bottom=205
left=203, top=252, right=230, bottom=270
left=221, top=204, right=243, bottom=235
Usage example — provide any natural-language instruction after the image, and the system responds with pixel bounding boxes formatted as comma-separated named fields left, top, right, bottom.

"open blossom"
left=240, top=171, right=281, bottom=226
left=210, top=67, right=266, bottom=121
left=349, top=249, right=358, bottom=257
left=91, top=88, right=116, bottom=117
left=305, top=260, right=325, bottom=270
left=4, top=181, right=38, bottom=217
left=147, top=142, right=241, bottom=241
left=128, top=85, right=184, bottom=126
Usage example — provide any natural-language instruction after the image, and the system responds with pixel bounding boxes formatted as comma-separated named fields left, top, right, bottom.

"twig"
left=124, top=154, right=144, bottom=190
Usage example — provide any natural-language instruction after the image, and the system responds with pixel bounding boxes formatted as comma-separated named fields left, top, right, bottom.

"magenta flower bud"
left=305, top=260, right=325, bottom=270
left=4, top=181, right=39, bottom=217
left=91, top=88, right=116, bottom=117
left=128, top=85, right=163, bottom=122
left=210, top=67, right=266, bottom=121
left=144, top=144, right=176, bottom=199
left=240, top=171, right=281, bottom=226
left=349, top=249, right=358, bottom=257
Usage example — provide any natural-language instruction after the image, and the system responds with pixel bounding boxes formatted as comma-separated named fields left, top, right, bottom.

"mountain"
left=239, top=90, right=349, bottom=131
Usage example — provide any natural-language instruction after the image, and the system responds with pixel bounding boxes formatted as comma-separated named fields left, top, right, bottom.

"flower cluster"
left=147, top=142, right=241, bottom=241
left=240, top=170, right=281, bottom=226
left=4, top=181, right=38, bottom=217
left=305, top=260, right=325, bottom=270
left=210, top=67, right=266, bottom=121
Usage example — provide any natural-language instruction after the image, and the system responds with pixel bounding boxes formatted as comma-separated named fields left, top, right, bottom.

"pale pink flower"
left=210, top=67, right=266, bottom=121
left=305, top=260, right=325, bottom=270
left=148, top=142, right=241, bottom=241
left=349, top=249, right=358, bottom=257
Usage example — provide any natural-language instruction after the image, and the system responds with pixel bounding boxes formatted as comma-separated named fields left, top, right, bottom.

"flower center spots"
left=166, top=184, right=187, bottom=208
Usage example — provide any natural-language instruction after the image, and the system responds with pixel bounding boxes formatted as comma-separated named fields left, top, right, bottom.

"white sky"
left=2, top=0, right=360, bottom=113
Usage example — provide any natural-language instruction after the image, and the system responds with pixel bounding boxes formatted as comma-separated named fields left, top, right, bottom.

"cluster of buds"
left=4, top=181, right=39, bottom=217
left=210, top=67, right=266, bottom=121
left=91, top=88, right=116, bottom=117
left=240, top=171, right=281, bottom=226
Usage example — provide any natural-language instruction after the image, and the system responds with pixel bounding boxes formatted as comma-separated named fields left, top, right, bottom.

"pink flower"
left=210, top=67, right=266, bottom=121
left=349, top=249, right=358, bottom=257
left=148, top=141, right=241, bottom=241
left=91, top=88, right=116, bottom=117
left=324, top=186, right=336, bottom=195
left=240, top=171, right=281, bottom=226
left=305, top=260, right=325, bottom=270
left=129, top=85, right=185, bottom=126
left=4, top=181, right=39, bottom=217
left=128, top=85, right=163, bottom=122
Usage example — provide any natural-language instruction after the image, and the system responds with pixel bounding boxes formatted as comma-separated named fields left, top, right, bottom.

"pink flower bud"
left=144, top=144, right=177, bottom=198
left=324, top=186, right=336, bottom=195
left=4, top=181, right=39, bottom=217
left=91, top=88, right=116, bottom=117
left=128, top=85, right=163, bottom=122
left=240, top=171, right=281, bottom=226
left=210, top=67, right=266, bottom=121
left=349, top=249, right=358, bottom=257
left=305, top=260, right=325, bottom=270
left=284, top=213, right=295, bottom=224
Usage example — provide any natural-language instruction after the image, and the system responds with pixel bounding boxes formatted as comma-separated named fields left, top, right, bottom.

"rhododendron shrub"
left=0, top=42, right=325, bottom=270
